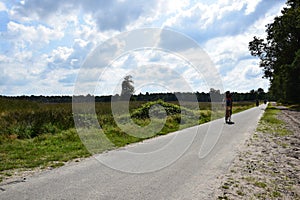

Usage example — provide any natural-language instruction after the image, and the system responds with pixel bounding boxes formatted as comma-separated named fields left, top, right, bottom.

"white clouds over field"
left=0, top=0, right=286, bottom=95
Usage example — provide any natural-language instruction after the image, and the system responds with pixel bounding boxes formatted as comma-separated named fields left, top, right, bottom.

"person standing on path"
left=225, top=91, right=233, bottom=124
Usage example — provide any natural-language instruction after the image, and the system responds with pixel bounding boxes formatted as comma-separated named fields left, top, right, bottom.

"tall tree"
left=248, top=0, right=300, bottom=103
left=121, top=75, right=134, bottom=98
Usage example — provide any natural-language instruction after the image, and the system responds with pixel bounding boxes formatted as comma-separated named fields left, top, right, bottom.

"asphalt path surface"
left=0, top=104, right=267, bottom=199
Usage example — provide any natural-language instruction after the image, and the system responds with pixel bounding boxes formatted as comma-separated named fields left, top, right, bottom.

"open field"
left=0, top=98, right=256, bottom=182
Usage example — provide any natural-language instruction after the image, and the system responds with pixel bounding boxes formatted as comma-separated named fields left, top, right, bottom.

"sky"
left=0, top=0, right=287, bottom=96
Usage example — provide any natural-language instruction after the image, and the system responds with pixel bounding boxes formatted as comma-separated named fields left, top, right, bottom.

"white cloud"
left=73, top=21, right=110, bottom=48
left=47, top=47, right=73, bottom=63
left=244, top=0, right=262, bottom=15
left=203, top=33, right=265, bottom=90
left=0, top=62, right=34, bottom=94
left=10, top=0, right=161, bottom=31
left=222, top=59, right=269, bottom=92
left=74, top=39, right=88, bottom=48
left=6, top=21, right=64, bottom=47
left=163, top=0, right=247, bottom=30
left=22, top=67, right=79, bottom=95
left=162, top=0, right=190, bottom=14
left=204, top=35, right=250, bottom=63
left=0, top=54, right=10, bottom=63
left=0, top=1, right=7, bottom=11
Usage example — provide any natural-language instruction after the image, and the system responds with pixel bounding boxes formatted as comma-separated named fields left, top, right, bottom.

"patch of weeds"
left=222, top=185, right=230, bottom=189
left=243, top=176, right=256, bottom=183
left=272, top=191, right=282, bottom=198
left=288, top=104, right=300, bottom=111
left=276, top=141, right=288, bottom=148
left=276, top=128, right=292, bottom=137
left=221, top=179, right=236, bottom=190
left=237, top=190, right=245, bottom=196
left=267, top=162, right=274, bottom=167
left=0, top=172, right=13, bottom=182
left=217, top=195, right=229, bottom=200
left=50, top=162, right=65, bottom=168
left=254, top=181, right=267, bottom=188
left=252, top=133, right=259, bottom=140
left=259, top=107, right=281, bottom=124
left=255, top=192, right=267, bottom=199
left=257, top=106, right=291, bottom=137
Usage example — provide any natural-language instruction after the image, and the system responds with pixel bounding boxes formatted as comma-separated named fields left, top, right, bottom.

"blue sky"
left=0, top=0, right=286, bottom=96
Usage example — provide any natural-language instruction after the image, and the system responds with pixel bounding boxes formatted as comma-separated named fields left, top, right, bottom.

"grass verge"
left=0, top=129, right=90, bottom=182
left=256, top=105, right=292, bottom=136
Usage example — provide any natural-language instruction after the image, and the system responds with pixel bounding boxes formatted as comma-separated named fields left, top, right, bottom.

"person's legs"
left=225, top=107, right=230, bottom=123
left=229, top=109, right=232, bottom=122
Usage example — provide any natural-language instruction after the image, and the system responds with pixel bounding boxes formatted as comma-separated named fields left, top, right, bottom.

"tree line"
left=0, top=88, right=269, bottom=103
left=249, top=0, right=300, bottom=103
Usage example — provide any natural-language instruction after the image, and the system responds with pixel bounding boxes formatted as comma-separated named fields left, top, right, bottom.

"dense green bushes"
left=0, top=98, right=74, bottom=139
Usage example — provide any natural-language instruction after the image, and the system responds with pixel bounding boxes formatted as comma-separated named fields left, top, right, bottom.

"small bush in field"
left=130, top=100, right=194, bottom=119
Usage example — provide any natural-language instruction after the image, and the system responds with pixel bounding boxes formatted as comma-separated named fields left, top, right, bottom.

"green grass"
left=286, top=104, right=300, bottom=111
left=256, top=106, right=292, bottom=136
left=0, top=98, right=255, bottom=181
left=272, top=191, right=282, bottom=198
left=0, top=129, right=90, bottom=171
left=237, top=190, right=245, bottom=196
left=254, top=181, right=267, bottom=188
left=232, top=101, right=256, bottom=114
left=222, top=185, right=230, bottom=189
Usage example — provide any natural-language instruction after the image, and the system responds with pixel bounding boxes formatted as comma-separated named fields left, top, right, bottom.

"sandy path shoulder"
left=215, top=106, right=300, bottom=199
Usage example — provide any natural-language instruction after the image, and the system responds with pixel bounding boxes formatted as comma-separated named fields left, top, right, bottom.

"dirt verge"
left=215, top=105, right=300, bottom=199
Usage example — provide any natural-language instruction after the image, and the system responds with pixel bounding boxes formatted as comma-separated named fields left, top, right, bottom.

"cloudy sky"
left=0, top=0, right=286, bottom=96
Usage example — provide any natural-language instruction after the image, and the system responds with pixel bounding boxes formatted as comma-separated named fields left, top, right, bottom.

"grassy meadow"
left=0, top=97, right=255, bottom=182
